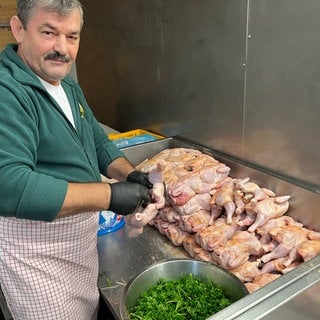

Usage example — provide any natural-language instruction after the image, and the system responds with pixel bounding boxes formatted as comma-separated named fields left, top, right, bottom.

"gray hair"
left=17, top=0, right=84, bottom=29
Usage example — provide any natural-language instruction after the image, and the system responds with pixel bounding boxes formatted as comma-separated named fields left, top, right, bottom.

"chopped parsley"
left=129, top=274, right=231, bottom=320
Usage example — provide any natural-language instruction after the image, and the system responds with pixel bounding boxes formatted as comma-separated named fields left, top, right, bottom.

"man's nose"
left=53, top=35, right=68, bottom=55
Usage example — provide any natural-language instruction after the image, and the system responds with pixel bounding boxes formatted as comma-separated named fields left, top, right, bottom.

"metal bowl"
left=120, top=259, right=248, bottom=319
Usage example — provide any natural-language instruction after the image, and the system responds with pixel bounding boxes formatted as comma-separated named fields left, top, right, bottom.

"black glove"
left=109, top=181, right=152, bottom=215
left=127, top=170, right=153, bottom=189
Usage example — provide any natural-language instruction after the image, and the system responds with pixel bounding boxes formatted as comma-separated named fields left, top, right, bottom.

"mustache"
left=45, top=51, right=71, bottom=63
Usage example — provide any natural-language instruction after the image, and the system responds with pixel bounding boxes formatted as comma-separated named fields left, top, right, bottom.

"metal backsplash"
left=77, top=0, right=320, bottom=190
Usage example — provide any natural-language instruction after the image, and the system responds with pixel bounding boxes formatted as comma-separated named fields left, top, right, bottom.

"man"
left=0, top=1, right=152, bottom=319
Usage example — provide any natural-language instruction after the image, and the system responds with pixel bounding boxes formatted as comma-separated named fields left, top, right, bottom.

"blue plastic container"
left=98, top=210, right=125, bottom=236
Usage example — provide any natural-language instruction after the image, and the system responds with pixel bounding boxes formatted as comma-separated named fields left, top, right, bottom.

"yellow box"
left=108, top=129, right=163, bottom=141
left=108, top=129, right=164, bottom=148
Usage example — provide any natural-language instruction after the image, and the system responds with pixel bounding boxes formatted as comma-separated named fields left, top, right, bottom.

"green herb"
left=105, top=278, right=112, bottom=287
left=129, top=274, right=231, bottom=320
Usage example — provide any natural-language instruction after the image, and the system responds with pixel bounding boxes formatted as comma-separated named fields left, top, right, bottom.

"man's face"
left=15, top=8, right=81, bottom=85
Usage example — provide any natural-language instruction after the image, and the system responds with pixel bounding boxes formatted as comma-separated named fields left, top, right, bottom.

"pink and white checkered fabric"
left=0, top=212, right=100, bottom=320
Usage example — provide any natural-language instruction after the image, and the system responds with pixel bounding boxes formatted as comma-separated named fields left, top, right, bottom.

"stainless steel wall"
left=77, top=0, right=320, bottom=190
left=243, top=0, right=320, bottom=191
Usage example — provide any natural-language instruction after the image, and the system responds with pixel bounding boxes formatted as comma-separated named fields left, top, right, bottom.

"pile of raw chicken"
left=125, top=148, right=320, bottom=293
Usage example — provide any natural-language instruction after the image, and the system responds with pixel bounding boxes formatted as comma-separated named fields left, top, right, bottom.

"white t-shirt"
left=38, top=77, right=76, bottom=128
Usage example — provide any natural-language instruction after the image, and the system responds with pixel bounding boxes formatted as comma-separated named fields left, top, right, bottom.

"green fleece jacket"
left=0, top=44, right=124, bottom=221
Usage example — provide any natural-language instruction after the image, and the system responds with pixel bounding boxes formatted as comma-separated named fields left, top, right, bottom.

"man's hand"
left=109, top=181, right=152, bottom=215
left=127, top=170, right=153, bottom=189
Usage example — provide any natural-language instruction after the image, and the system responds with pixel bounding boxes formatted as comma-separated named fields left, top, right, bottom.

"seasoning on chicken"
left=211, top=231, right=263, bottom=269
left=194, top=217, right=241, bottom=251
left=158, top=205, right=180, bottom=223
left=182, top=236, right=215, bottom=263
left=261, top=257, right=301, bottom=274
left=260, top=225, right=309, bottom=263
left=177, top=209, right=212, bottom=233
left=230, top=260, right=260, bottom=283
left=255, top=215, right=304, bottom=244
left=292, top=240, right=320, bottom=262
left=153, top=216, right=190, bottom=246
left=245, top=273, right=281, bottom=293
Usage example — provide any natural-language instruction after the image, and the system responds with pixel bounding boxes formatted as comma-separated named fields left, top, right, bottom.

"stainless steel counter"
left=98, top=224, right=189, bottom=319
left=97, top=138, right=320, bottom=320
left=99, top=123, right=119, bottom=135
left=208, top=254, right=320, bottom=320
left=98, top=225, right=320, bottom=320
left=261, top=269, right=320, bottom=320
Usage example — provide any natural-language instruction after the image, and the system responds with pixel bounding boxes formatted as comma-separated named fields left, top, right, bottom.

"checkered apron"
left=0, top=212, right=100, bottom=320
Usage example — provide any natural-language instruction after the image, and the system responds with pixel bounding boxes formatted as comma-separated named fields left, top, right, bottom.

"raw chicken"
left=177, top=209, right=212, bottom=233
left=158, top=205, right=180, bottom=223
left=198, top=163, right=230, bottom=186
left=167, top=181, right=196, bottom=206
left=284, top=239, right=320, bottom=266
left=182, top=236, right=215, bottom=263
left=210, top=177, right=235, bottom=224
left=261, top=257, right=288, bottom=273
left=152, top=216, right=170, bottom=235
left=194, top=217, right=241, bottom=251
left=163, top=166, right=189, bottom=184
left=236, top=210, right=256, bottom=227
left=179, top=171, right=213, bottom=194
left=212, top=231, right=263, bottom=269
left=280, top=261, right=302, bottom=274
left=245, top=273, right=281, bottom=293
left=234, top=177, right=269, bottom=203
left=136, top=148, right=203, bottom=173
left=234, top=189, right=246, bottom=215
left=173, top=193, right=211, bottom=215
left=153, top=216, right=189, bottom=246
left=247, top=195, right=291, bottom=233
left=230, top=260, right=260, bottom=282
left=125, top=163, right=165, bottom=237
left=133, top=148, right=319, bottom=292
left=260, top=225, right=309, bottom=263
left=163, top=223, right=190, bottom=246
left=308, top=230, right=320, bottom=240
left=261, top=257, right=302, bottom=274
left=167, top=165, right=229, bottom=206
left=256, top=215, right=304, bottom=244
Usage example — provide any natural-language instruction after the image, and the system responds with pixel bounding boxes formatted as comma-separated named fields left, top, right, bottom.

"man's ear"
left=10, top=15, right=25, bottom=43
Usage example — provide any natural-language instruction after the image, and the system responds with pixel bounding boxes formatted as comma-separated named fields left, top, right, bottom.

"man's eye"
left=42, top=31, right=54, bottom=38
left=68, top=35, right=79, bottom=42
